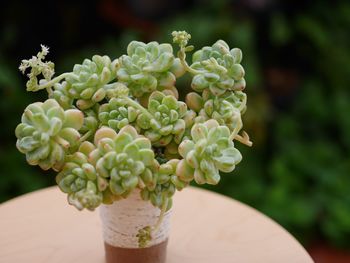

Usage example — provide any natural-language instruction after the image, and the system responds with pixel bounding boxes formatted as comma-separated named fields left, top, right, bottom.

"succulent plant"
left=117, top=41, right=178, bottom=98
left=136, top=91, right=187, bottom=146
left=56, top=141, right=106, bottom=210
left=176, top=120, right=242, bottom=185
left=16, top=31, right=251, bottom=248
left=99, top=98, right=139, bottom=131
left=190, top=40, right=246, bottom=96
left=15, top=99, right=83, bottom=171
left=89, top=126, right=158, bottom=198
left=64, top=55, right=118, bottom=110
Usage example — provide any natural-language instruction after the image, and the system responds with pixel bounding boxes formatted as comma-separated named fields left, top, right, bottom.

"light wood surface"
left=0, top=186, right=313, bottom=263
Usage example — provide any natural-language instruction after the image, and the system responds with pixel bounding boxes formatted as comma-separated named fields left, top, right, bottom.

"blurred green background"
left=1, top=0, right=349, bottom=258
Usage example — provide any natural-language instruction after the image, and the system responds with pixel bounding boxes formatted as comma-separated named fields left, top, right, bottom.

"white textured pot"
left=99, top=189, right=172, bottom=263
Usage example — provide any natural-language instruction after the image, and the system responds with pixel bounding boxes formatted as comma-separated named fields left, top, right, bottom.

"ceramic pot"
left=99, top=189, right=171, bottom=263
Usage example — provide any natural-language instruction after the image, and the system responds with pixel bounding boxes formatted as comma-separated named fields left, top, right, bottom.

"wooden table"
left=0, top=186, right=313, bottom=263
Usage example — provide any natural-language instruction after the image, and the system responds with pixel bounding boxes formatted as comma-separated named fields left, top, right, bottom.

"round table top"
left=0, top=186, right=313, bottom=263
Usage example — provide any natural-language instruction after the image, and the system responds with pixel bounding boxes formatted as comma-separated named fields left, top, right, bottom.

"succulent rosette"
left=136, top=91, right=187, bottom=147
left=186, top=90, right=247, bottom=131
left=89, top=126, right=158, bottom=198
left=15, top=99, right=83, bottom=171
left=117, top=41, right=177, bottom=98
left=64, top=55, right=118, bottom=109
left=99, top=98, right=139, bottom=131
left=56, top=141, right=106, bottom=211
left=176, top=120, right=242, bottom=185
left=190, top=40, right=246, bottom=95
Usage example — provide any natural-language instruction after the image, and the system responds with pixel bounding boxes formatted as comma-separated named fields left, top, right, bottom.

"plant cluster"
left=15, top=32, right=251, bottom=247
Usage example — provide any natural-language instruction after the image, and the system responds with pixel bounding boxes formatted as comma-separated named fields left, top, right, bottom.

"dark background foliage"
left=1, top=0, right=349, bottom=256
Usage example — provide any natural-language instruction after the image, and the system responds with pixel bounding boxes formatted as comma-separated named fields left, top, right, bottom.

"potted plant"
left=15, top=31, right=252, bottom=263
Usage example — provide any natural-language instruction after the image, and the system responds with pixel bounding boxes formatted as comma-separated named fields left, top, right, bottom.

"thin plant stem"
left=152, top=197, right=169, bottom=234
left=46, top=87, right=53, bottom=96
left=178, top=50, right=203, bottom=75
left=39, top=72, right=73, bottom=90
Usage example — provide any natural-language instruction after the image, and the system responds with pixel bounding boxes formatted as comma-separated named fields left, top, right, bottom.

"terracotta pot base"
left=104, top=239, right=168, bottom=263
